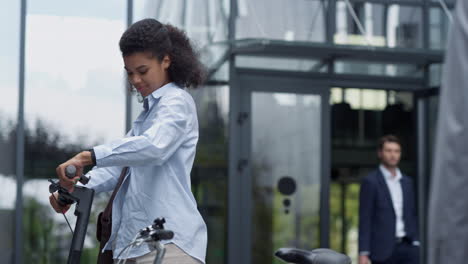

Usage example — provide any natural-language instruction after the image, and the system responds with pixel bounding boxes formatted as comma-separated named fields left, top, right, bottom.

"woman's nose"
left=130, top=75, right=142, bottom=85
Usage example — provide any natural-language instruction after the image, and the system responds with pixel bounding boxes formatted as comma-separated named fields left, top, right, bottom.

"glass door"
left=237, top=73, right=330, bottom=264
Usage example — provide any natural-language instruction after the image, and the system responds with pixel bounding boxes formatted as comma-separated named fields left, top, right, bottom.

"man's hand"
left=49, top=192, right=71, bottom=214
left=359, top=255, right=370, bottom=264
left=56, top=151, right=93, bottom=192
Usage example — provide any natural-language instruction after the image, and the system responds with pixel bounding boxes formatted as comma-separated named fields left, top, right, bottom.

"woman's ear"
left=162, top=55, right=171, bottom=70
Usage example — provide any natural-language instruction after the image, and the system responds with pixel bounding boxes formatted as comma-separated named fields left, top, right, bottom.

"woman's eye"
left=127, top=72, right=133, bottom=76
left=139, top=70, right=148, bottom=75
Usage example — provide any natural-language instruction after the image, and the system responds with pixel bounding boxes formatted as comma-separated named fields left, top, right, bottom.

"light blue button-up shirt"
left=84, top=82, right=207, bottom=262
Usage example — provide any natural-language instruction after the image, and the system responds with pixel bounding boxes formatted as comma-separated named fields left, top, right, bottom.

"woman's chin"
left=139, top=90, right=150, bottom=97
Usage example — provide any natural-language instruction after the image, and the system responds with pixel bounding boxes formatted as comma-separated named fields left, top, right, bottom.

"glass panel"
left=336, top=2, right=423, bottom=49
left=335, top=60, right=422, bottom=77
left=329, top=180, right=360, bottom=264
left=335, top=2, right=386, bottom=46
left=343, top=88, right=387, bottom=110
left=132, top=0, right=230, bottom=76
left=189, top=85, right=229, bottom=264
left=210, top=60, right=230, bottom=82
left=430, top=0, right=456, bottom=4
left=24, top=1, right=126, bottom=262
left=236, top=0, right=326, bottom=42
left=332, top=88, right=414, bottom=155
left=236, top=56, right=327, bottom=72
left=251, top=92, right=322, bottom=264
left=134, top=0, right=229, bottom=42
left=0, top=0, right=20, bottom=262
left=131, top=0, right=230, bottom=116
left=331, top=88, right=344, bottom=105
left=429, top=63, right=442, bottom=87
left=331, top=90, right=419, bottom=262
left=429, top=7, right=452, bottom=50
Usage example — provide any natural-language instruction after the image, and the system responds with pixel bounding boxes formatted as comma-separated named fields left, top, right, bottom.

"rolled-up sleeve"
left=82, top=165, right=123, bottom=193
left=93, top=94, right=190, bottom=167
left=79, top=128, right=134, bottom=193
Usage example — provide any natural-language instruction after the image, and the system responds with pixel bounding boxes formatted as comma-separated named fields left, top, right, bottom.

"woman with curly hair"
left=49, top=18, right=207, bottom=264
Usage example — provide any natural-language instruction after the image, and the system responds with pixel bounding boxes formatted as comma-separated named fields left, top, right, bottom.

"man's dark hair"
left=378, top=134, right=401, bottom=151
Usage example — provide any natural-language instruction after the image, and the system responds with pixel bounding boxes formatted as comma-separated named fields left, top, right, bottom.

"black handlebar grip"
left=151, top=229, right=174, bottom=241
left=65, top=165, right=90, bottom=185
left=65, top=165, right=77, bottom=179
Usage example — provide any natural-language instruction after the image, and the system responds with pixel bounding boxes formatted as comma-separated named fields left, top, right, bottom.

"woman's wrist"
left=88, top=148, right=97, bottom=166
left=75, top=151, right=94, bottom=167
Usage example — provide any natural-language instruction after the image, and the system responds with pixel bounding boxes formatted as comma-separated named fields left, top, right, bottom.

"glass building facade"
left=0, top=0, right=453, bottom=263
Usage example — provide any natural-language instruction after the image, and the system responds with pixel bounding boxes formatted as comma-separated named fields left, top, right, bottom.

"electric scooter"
left=49, top=165, right=350, bottom=264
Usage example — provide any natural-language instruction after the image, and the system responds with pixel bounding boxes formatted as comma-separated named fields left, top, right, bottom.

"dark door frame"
left=228, top=68, right=331, bottom=264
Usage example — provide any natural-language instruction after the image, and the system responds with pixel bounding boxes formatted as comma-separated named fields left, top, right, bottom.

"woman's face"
left=124, top=51, right=171, bottom=97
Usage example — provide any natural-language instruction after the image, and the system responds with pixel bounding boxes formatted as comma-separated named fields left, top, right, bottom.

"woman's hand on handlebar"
left=49, top=192, right=71, bottom=214
left=56, top=151, right=93, bottom=192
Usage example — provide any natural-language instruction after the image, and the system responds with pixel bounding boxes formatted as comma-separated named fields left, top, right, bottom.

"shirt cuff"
left=359, top=251, right=370, bottom=256
left=93, top=144, right=113, bottom=166
left=88, top=148, right=97, bottom=166
left=412, top=241, right=421, bottom=246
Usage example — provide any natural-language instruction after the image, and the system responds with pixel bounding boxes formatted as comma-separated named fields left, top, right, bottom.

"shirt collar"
left=379, top=164, right=402, bottom=181
left=150, top=82, right=174, bottom=99
left=145, top=82, right=175, bottom=110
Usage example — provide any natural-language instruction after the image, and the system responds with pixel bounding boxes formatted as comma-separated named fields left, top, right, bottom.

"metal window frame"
left=125, top=0, right=133, bottom=133
left=14, top=1, right=27, bottom=263
left=345, top=0, right=455, bottom=8
left=224, top=1, right=445, bottom=263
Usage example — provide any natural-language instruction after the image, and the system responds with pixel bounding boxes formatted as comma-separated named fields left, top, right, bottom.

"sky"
left=1, top=0, right=129, bottom=145
left=24, top=14, right=127, bottom=144
left=0, top=1, right=128, bottom=215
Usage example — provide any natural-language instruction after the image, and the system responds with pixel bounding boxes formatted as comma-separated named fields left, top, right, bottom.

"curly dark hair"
left=119, top=18, right=206, bottom=88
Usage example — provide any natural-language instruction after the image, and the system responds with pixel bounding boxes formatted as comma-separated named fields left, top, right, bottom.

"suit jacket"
left=358, top=168, right=419, bottom=262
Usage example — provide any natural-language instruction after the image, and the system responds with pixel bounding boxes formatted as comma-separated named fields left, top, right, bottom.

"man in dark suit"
left=358, top=135, right=419, bottom=264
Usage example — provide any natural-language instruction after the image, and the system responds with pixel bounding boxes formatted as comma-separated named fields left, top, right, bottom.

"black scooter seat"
left=275, top=248, right=351, bottom=264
